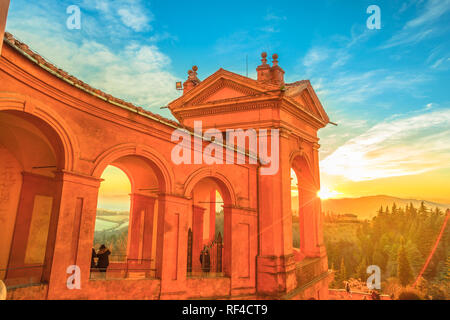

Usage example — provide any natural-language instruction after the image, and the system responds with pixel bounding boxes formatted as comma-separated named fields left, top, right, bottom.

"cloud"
left=312, top=69, right=429, bottom=106
left=301, top=28, right=372, bottom=73
left=380, top=28, right=434, bottom=49
left=6, top=0, right=179, bottom=113
left=117, top=6, right=152, bottom=32
left=264, top=12, right=287, bottom=21
left=303, top=47, right=329, bottom=68
left=149, top=31, right=178, bottom=43
left=320, top=109, right=450, bottom=181
left=405, top=0, right=450, bottom=28
left=381, top=0, right=450, bottom=49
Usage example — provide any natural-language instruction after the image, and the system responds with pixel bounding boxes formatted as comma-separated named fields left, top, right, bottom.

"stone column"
left=128, top=194, right=156, bottom=263
left=313, top=143, right=327, bottom=259
left=209, top=190, right=216, bottom=241
left=46, top=171, right=102, bottom=300
left=256, top=129, right=296, bottom=296
left=229, top=206, right=257, bottom=296
left=298, top=187, right=318, bottom=257
left=155, top=194, right=190, bottom=299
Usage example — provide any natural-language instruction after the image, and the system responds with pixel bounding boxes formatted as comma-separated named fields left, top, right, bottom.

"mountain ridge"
left=320, top=195, right=450, bottom=220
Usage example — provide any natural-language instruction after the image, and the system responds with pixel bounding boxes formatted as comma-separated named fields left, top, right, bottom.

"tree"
left=419, top=201, right=428, bottom=216
left=397, top=242, right=413, bottom=286
left=392, top=202, right=397, bottom=215
left=338, top=257, right=347, bottom=286
left=355, top=257, right=368, bottom=282
left=445, top=256, right=450, bottom=282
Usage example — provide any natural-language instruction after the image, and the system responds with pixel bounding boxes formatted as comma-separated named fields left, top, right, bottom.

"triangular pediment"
left=185, top=78, right=263, bottom=106
left=169, top=68, right=330, bottom=128
left=169, top=69, right=278, bottom=111
left=285, top=81, right=329, bottom=124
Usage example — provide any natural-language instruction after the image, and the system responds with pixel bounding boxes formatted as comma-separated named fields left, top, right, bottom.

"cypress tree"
left=397, top=241, right=413, bottom=286
left=339, top=257, right=347, bottom=286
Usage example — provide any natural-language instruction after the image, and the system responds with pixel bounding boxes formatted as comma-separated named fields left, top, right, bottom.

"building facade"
left=0, top=32, right=331, bottom=300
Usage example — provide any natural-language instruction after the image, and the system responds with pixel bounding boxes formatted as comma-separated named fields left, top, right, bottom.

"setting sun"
left=317, top=187, right=342, bottom=200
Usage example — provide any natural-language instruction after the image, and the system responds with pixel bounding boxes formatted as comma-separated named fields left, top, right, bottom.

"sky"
left=5, top=0, right=450, bottom=204
left=97, top=166, right=131, bottom=211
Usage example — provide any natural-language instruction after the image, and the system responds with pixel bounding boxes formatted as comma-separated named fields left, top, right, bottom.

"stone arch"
left=290, top=150, right=319, bottom=192
left=183, top=168, right=237, bottom=207
left=91, top=145, right=174, bottom=278
left=290, top=150, right=321, bottom=258
left=183, top=169, right=237, bottom=276
left=0, top=94, right=77, bottom=285
left=92, top=143, right=174, bottom=194
left=0, top=92, right=79, bottom=171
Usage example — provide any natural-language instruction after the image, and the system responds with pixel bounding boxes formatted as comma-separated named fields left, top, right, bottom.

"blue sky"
left=5, top=0, right=450, bottom=202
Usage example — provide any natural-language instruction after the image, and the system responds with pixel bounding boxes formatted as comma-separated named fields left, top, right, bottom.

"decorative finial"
left=192, top=65, right=198, bottom=72
left=272, top=53, right=279, bottom=66
left=261, top=52, right=268, bottom=65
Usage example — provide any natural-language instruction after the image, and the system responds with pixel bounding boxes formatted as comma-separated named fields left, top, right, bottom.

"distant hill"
left=320, top=195, right=450, bottom=220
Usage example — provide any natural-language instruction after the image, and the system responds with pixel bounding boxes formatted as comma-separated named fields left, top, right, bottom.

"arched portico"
left=0, top=93, right=78, bottom=171
left=185, top=174, right=234, bottom=277
left=0, top=108, right=69, bottom=286
left=91, top=149, right=173, bottom=279
left=1, top=34, right=330, bottom=299
left=92, top=144, right=174, bottom=195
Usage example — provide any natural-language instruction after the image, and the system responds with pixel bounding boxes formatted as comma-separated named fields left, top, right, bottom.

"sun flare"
left=317, top=187, right=342, bottom=200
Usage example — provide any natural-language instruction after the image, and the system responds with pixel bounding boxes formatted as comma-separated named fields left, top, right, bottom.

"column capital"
left=279, top=127, right=292, bottom=139
left=130, top=193, right=158, bottom=202
left=54, top=170, right=102, bottom=188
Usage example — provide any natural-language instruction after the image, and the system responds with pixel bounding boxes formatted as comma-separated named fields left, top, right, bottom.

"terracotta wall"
left=0, top=146, right=22, bottom=280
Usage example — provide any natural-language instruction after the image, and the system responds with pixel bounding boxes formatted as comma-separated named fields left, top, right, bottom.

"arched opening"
left=187, top=177, right=231, bottom=278
left=0, top=110, right=65, bottom=286
left=91, top=155, right=164, bottom=280
left=291, top=168, right=302, bottom=261
left=94, top=166, right=131, bottom=263
left=291, top=154, right=319, bottom=261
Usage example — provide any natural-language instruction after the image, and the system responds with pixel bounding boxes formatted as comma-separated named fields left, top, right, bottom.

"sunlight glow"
left=317, top=187, right=343, bottom=200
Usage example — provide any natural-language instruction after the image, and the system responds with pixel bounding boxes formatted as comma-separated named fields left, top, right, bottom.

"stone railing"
left=295, top=256, right=327, bottom=288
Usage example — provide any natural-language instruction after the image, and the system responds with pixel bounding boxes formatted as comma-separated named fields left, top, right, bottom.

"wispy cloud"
left=264, top=12, right=287, bottom=22
left=117, top=6, right=152, bottom=32
left=302, top=47, right=329, bottom=68
left=149, top=31, right=178, bottom=43
left=405, top=0, right=450, bottom=28
left=82, top=0, right=153, bottom=32
left=320, top=109, right=450, bottom=181
left=302, top=27, right=372, bottom=73
left=7, top=0, right=178, bottom=112
left=381, top=0, right=450, bottom=49
left=314, top=69, right=429, bottom=104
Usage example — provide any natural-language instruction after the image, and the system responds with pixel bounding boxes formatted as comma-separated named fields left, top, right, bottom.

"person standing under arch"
left=96, top=245, right=111, bottom=278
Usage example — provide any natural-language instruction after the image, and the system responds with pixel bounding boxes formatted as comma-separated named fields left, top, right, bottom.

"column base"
left=256, top=254, right=297, bottom=296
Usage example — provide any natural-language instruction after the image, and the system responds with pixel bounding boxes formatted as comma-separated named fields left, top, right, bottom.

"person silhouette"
left=199, top=246, right=211, bottom=274
left=91, top=248, right=97, bottom=269
left=96, top=244, right=111, bottom=278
